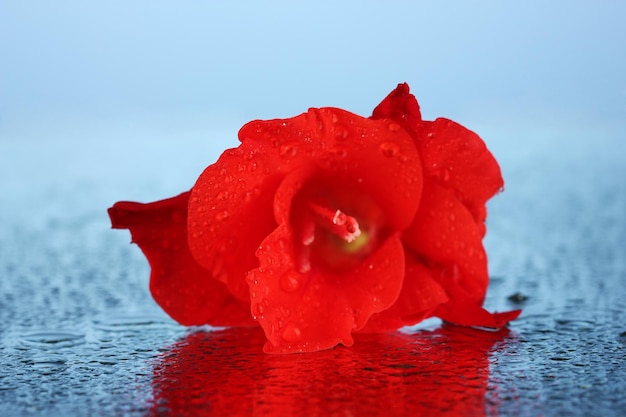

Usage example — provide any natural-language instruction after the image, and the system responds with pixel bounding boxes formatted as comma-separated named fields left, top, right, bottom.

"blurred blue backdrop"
left=1, top=1, right=625, bottom=203
left=2, top=1, right=625, bottom=131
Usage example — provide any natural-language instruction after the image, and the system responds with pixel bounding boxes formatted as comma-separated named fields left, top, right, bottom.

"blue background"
left=2, top=1, right=625, bottom=138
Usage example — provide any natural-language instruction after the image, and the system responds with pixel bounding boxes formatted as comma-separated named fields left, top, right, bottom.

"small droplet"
left=279, top=270, right=302, bottom=293
left=280, top=143, right=298, bottom=159
left=335, top=129, right=349, bottom=141
left=215, top=210, right=229, bottom=221
left=380, top=142, right=399, bottom=157
left=21, top=331, right=85, bottom=349
left=216, top=191, right=230, bottom=201
left=255, top=302, right=265, bottom=316
left=388, top=122, right=400, bottom=132
left=282, top=323, right=302, bottom=342
left=329, top=145, right=348, bottom=158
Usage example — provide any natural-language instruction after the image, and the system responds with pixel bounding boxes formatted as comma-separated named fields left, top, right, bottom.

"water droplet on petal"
left=329, top=145, right=348, bottom=158
left=255, top=302, right=265, bottom=317
left=280, top=143, right=298, bottom=159
left=388, top=122, right=400, bottom=132
left=279, top=270, right=302, bottom=293
left=216, top=191, right=230, bottom=201
left=335, top=129, right=349, bottom=141
left=282, top=323, right=302, bottom=342
left=380, top=142, right=399, bottom=157
left=215, top=210, right=229, bottom=221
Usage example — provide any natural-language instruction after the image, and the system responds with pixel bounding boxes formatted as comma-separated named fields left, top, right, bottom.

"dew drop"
left=388, top=122, right=400, bottom=132
left=255, top=302, right=265, bottom=316
left=191, top=230, right=204, bottom=239
left=280, top=143, right=298, bottom=159
left=279, top=270, right=302, bottom=293
left=215, top=210, right=230, bottom=221
left=282, top=323, right=302, bottom=342
left=216, top=191, right=230, bottom=201
left=243, top=186, right=261, bottom=203
left=380, top=141, right=399, bottom=157
left=21, top=330, right=85, bottom=349
left=329, top=145, right=348, bottom=158
left=335, top=129, right=349, bottom=141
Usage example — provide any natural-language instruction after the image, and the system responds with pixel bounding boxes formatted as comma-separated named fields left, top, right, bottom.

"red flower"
left=108, top=83, right=521, bottom=354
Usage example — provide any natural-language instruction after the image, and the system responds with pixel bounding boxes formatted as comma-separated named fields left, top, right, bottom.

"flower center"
left=303, top=202, right=362, bottom=245
left=291, top=180, right=387, bottom=274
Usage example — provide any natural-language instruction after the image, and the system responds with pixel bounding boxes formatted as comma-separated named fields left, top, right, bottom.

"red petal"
left=403, top=180, right=489, bottom=305
left=247, top=222, right=406, bottom=354
left=188, top=149, right=281, bottom=301
left=108, top=192, right=255, bottom=327
left=415, top=119, right=503, bottom=230
left=436, top=300, right=522, bottom=329
left=360, top=254, right=449, bottom=332
left=401, top=180, right=520, bottom=328
left=371, top=82, right=422, bottom=130
left=370, top=84, right=503, bottom=232
left=188, top=107, right=422, bottom=301
left=239, top=107, right=423, bottom=230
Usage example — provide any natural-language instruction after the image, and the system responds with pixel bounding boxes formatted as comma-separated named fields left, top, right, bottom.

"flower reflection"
left=149, top=325, right=510, bottom=416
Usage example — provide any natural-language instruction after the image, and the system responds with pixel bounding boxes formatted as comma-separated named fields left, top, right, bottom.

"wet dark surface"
left=1, top=131, right=625, bottom=416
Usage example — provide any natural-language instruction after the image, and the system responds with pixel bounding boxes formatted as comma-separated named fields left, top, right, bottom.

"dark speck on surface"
left=507, top=292, right=529, bottom=304
left=1, top=132, right=625, bottom=416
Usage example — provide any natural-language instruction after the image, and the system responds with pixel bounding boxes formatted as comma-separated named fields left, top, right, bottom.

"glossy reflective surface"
left=1, top=131, right=625, bottom=416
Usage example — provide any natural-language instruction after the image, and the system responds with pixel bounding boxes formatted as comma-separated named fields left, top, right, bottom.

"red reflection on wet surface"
left=150, top=325, right=509, bottom=416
